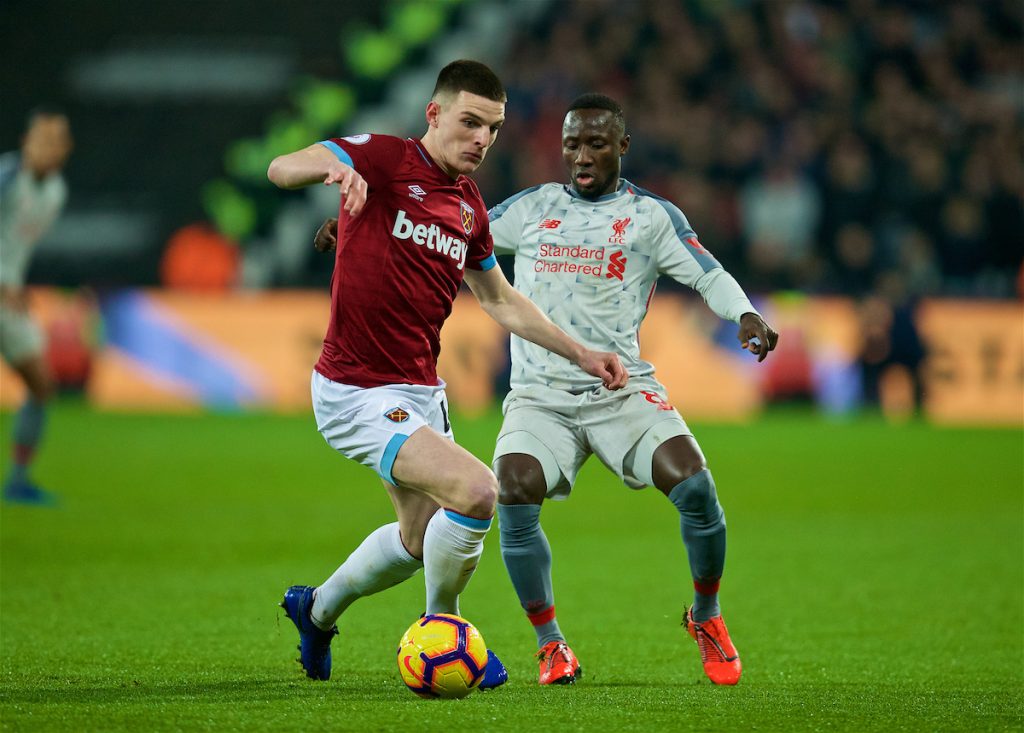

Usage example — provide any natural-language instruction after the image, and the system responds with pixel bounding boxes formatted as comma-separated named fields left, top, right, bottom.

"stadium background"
left=1, top=1, right=1021, bottom=731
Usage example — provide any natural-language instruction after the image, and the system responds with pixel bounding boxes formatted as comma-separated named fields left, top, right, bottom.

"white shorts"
left=311, top=370, right=453, bottom=485
left=493, top=376, right=691, bottom=499
left=0, top=305, right=44, bottom=366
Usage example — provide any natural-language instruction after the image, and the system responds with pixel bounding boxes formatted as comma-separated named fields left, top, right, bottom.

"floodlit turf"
left=1, top=402, right=1021, bottom=732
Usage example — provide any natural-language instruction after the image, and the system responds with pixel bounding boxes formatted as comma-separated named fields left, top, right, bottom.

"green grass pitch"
left=1, top=403, right=1021, bottom=732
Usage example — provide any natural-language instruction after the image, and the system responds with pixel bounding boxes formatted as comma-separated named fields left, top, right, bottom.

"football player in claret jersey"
left=267, top=62, right=627, bottom=688
left=0, top=108, right=73, bottom=505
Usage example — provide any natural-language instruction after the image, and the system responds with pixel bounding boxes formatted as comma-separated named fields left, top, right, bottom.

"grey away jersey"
left=0, top=152, right=68, bottom=287
left=488, top=179, right=756, bottom=392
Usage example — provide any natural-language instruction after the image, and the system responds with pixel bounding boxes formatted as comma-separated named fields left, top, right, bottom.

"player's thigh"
left=311, top=371, right=451, bottom=485
left=382, top=479, right=439, bottom=559
left=494, top=389, right=588, bottom=501
left=585, top=378, right=694, bottom=490
left=0, top=309, right=50, bottom=399
left=390, top=426, right=496, bottom=519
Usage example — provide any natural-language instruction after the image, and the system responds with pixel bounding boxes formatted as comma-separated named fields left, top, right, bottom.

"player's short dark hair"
left=432, top=60, right=506, bottom=103
left=26, top=105, right=68, bottom=128
left=566, top=93, right=626, bottom=134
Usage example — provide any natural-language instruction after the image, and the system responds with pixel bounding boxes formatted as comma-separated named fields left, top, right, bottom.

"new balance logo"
left=606, top=250, right=627, bottom=280
left=392, top=209, right=468, bottom=270
left=408, top=185, right=427, bottom=201
left=539, top=219, right=561, bottom=229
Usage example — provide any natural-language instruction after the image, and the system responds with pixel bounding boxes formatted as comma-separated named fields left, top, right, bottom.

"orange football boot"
left=536, top=641, right=582, bottom=685
left=684, top=606, right=742, bottom=685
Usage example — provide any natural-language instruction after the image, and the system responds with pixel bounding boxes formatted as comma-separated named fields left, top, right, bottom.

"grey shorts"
left=493, top=376, right=691, bottom=499
left=0, top=305, right=43, bottom=366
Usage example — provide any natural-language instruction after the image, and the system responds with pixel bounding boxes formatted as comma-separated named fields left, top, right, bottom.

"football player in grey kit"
left=313, top=93, right=778, bottom=686
left=0, top=108, right=73, bottom=505
left=487, top=94, right=778, bottom=686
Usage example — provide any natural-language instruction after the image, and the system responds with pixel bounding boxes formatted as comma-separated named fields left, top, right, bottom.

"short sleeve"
left=319, top=134, right=406, bottom=191
left=487, top=184, right=544, bottom=255
left=465, top=194, right=496, bottom=272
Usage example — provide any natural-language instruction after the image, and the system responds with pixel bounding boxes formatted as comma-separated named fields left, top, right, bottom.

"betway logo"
left=392, top=210, right=468, bottom=270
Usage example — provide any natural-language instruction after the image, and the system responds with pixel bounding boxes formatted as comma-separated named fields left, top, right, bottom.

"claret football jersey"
left=315, top=135, right=496, bottom=388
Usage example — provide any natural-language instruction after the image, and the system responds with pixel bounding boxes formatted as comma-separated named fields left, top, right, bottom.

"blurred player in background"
left=0, top=108, right=73, bottom=505
left=268, top=61, right=627, bottom=688
left=316, top=93, right=777, bottom=686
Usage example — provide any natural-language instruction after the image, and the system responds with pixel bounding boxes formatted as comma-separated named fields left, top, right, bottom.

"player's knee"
left=452, top=468, right=498, bottom=520
left=16, top=360, right=53, bottom=402
left=651, top=436, right=708, bottom=493
left=29, top=378, right=54, bottom=403
left=495, top=455, right=547, bottom=505
left=669, top=469, right=723, bottom=524
left=665, top=458, right=708, bottom=488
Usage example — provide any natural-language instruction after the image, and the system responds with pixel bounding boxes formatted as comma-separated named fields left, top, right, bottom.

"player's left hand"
left=323, top=163, right=368, bottom=216
left=737, top=312, right=779, bottom=363
left=577, top=349, right=629, bottom=390
left=314, top=218, right=339, bottom=253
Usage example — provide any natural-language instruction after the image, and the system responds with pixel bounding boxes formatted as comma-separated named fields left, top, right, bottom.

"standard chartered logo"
left=392, top=210, right=468, bottom=270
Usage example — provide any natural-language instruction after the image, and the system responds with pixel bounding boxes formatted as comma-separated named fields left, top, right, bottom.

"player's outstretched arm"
left=268, top=145, right=367, bottom=215
left=737, top=312, right=779, bottom=363
left=463, top=267, right=628, bottom=390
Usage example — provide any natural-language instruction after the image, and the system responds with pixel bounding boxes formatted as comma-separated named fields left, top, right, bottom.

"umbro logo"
left=408, top=185, right=427, bottom=201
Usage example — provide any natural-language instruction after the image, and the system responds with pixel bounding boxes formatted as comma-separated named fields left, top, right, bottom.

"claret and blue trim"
left=380, top=433, right=409, bottom=485
left=318, top=140, right=354, bottom=168
left=444, top=509, right=492, bottom=531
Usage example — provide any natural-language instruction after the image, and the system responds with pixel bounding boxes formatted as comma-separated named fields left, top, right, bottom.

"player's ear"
left=425, top=100, right=442, bottom=129
left=620, top=134, right=630, bottom=156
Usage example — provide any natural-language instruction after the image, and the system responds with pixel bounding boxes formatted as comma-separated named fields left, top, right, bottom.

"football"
left=397, top=613, right=488, bottom=699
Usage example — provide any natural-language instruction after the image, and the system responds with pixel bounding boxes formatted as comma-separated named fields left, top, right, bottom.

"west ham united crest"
left=459, top=201, right=475, bottom=236
left=384, top=407, right=410, bottom=423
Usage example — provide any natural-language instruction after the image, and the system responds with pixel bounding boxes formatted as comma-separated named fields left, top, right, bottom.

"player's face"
left=426, top=91, right=505, bottom=177
left=562, top=109, right=629, bottom=199
left=21, top=115, right=73, bottom=178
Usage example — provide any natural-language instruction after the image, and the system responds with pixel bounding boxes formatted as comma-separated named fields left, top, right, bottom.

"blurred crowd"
left=477, top=0, right=1022, bottom=300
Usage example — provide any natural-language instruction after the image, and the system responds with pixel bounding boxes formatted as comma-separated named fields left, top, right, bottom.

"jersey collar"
left=411, top=138, right=462, bottom=184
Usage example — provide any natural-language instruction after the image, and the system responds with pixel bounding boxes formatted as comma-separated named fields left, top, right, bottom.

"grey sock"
left=6, top=398, right=46, bottom=485
left=498, top=503, right=564, bottom=647
left=667, top=469, right=726, bottom=622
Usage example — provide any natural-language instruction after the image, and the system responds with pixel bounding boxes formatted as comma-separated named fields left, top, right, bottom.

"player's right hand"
left=578, top=350, right=629, bottom=390
left=323, top=163, right=368, bottom=217
left=314, top=218, right=339, bottom=253
left=737, top=312, right=779, bottom=363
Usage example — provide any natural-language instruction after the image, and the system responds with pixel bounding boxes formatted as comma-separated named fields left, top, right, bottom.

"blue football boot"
left=2, top=479, right=57, bottom=506
left=280, top=585, right=338, bottom=680
left=478, top=649, right=508, bottom=690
